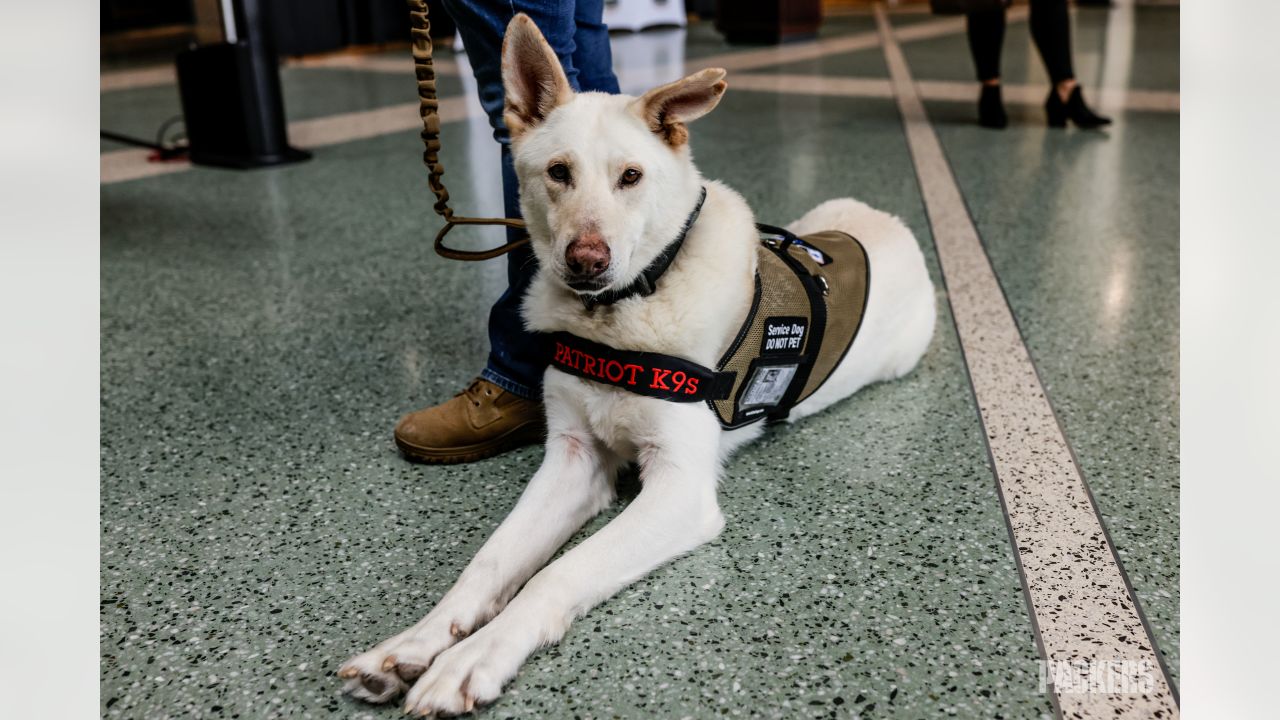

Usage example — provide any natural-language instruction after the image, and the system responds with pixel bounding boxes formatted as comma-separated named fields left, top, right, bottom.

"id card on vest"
left=741, top=363, right=799, bottom=408
left=739, top=315, right=809, bottom=409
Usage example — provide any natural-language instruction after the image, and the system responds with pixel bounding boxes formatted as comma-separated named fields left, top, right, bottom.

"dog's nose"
left=565, top=234, right=611, bottom=278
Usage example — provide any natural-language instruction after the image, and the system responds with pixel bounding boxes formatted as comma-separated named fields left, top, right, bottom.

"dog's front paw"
left=402, top=626, right=528, bottom=717
left=336, top=647, right=408, bottom=704
left=338, top=613, right=480, bottom=704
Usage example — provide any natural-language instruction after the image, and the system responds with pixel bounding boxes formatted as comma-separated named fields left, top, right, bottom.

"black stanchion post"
left=176, top=0, right=311, bottom=169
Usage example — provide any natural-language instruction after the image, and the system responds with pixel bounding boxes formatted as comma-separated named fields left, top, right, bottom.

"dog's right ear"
left=502, top=14, right=572, bottom=139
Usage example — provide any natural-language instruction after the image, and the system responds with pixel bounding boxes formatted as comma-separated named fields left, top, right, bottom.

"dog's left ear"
left=630, top=68, right=728, bottom=147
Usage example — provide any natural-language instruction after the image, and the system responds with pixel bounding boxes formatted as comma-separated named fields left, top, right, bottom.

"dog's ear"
left=630, top=68, right=728, bottom=147
left=502, top=14, right=573, bottom=139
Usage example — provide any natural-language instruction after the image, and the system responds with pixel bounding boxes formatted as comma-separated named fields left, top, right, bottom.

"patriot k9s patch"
left=544, top=331, right=734, bottom=403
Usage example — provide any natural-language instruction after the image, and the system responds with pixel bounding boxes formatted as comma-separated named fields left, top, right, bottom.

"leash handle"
left=408, top=0, right=528, bottom=261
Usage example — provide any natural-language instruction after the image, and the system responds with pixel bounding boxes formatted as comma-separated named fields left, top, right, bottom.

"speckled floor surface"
left=101, top=6, right=1176, bottom=718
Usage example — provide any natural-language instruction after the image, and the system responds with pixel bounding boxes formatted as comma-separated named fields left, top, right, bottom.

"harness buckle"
left=761, top=232, right=786, bottom=249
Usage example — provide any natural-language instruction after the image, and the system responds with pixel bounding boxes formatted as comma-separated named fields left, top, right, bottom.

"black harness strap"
left=546, top=332, right=735, bottom=402
left=758, top=226, right=828, bottom=422
left=579, top=187, right=708, bottom=310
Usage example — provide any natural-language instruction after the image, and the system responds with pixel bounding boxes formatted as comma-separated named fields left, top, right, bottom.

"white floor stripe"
left=911, top=79, right=1180, bottom=112
left=100, top=95, right=481, bottom=184
left=288, top=95, right=474, bottom=147
left=100, top=65, right=176, bottom=92
left=826, top=3, right=933, bottom=16
left=726, top=73, right=1180, bottom=112
left=99, top=148, right=190, bottom=184
left=99, top=53, right=462, bottom=93
left=887, top=5, right=1029, bottom=44
left=707, top=29, right=883, bottom=71
left=873, top=5, right=1177, bottom=718
left=727, top=73, right=895, bottom=98
left=285, top=53, right=461, bottom=76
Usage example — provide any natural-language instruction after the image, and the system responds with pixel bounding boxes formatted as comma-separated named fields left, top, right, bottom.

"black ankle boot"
left=1046, top=85, right=1112, bottom=128
left=978, top=84, right=1008, bottom=129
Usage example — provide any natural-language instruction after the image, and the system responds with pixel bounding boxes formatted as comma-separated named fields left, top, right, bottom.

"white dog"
left=339, top=14, right=936, bottom=716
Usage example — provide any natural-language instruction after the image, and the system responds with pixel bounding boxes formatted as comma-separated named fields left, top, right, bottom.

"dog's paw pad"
left=337, top=653, right=406, bottom=704
left=386, top=656, right=428, bottom=683
left=401, top=633, right=515, bottom=716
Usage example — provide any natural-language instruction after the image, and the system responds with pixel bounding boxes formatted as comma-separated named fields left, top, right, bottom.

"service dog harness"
left=545, top=189, right=871, bottom=429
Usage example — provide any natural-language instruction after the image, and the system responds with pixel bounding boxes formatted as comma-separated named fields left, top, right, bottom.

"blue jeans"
left=441, top=0, right=620, bottom=400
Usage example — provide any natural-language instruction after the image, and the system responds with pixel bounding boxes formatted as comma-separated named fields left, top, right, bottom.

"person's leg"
left=570, top=0, right=621, bottom=95
left=479, top=148, right=545, bottom=400
left=1029, top=0, right=1075, bottom=95
left=965, top=8, right=1005, bottom=83
left=442, top=1, right=586, bottom=135
left=1029, top=0, right=1111, bottom=127
left=966, top=8, right=1008, bottom=129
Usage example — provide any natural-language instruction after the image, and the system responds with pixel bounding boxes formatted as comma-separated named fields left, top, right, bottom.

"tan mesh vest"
left=709, top=225, right=870, bottom=428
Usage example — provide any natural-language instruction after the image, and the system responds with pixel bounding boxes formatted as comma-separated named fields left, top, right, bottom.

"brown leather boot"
left=394, top=378, right=544, bottom=464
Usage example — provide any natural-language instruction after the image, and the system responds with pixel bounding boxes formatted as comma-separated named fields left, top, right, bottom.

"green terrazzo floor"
left=101, top=6, right=1177, bottom=718
left=901, top=4, right=1181, bottom=685
left=928, top=107, right=1181, bottom=683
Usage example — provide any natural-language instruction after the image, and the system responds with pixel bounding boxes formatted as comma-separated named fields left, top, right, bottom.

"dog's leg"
left=401, top=408, right=724, bottom=716
left=339, top=426, right=616, bottom=704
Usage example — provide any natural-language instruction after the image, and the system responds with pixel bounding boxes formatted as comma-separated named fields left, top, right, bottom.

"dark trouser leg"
left=1030, top=0, right=1075, bottom=84
left=571, top=0, right=621, bottom=94
left=480, top=147, right=545, bottom=400
left=966, top=8, right=1006, bottom=82
left=440, top=0, right=617, bottom=400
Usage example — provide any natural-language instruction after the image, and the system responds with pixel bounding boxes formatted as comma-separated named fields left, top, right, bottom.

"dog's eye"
left=548, top=163, right=571, bottom=183
left=619, top=168, right=643, bottom=187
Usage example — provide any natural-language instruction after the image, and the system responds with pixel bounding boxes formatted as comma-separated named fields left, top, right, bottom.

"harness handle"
left=408, top=0, right=528, bottom=261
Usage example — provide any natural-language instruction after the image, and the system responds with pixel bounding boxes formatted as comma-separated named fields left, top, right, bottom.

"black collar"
left=578, top=186, right=707, bottom=310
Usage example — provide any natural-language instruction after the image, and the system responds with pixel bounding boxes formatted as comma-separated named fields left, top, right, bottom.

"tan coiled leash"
left=408, top=0, right=528, bottom=261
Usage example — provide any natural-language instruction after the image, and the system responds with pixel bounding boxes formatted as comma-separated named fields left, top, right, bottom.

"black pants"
left=966, top=0, right=1074, bottom=84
